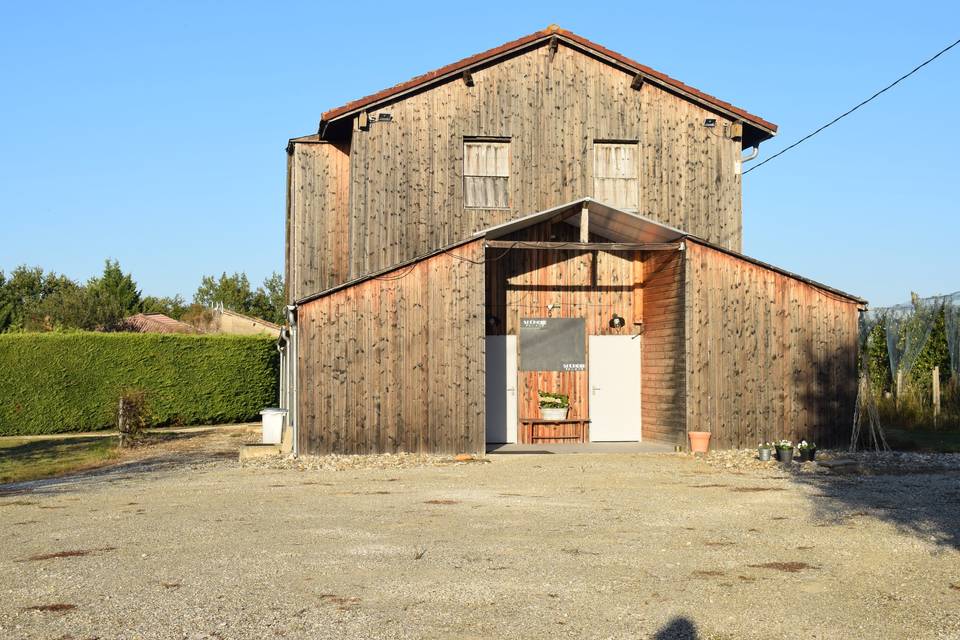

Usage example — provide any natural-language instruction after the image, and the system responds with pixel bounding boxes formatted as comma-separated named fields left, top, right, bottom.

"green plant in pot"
left=757, top=442, right=774, bottom=462
left=774, top=439, right=794, bottom=463
left=797, top=440, right=817, bottom=462
left=538, top=391, right=570, bottom=421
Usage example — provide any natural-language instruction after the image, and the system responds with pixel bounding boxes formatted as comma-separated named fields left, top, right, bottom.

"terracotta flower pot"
left=688, top=431, right=711, bottom=453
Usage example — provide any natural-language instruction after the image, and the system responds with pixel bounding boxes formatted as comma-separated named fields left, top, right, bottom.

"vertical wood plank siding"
left=641, top=250, right=687, bottom=445
left=286, top=141, right=350, bottom=301
left=289, top=42, right=743, bottom=299
left=297, top=239, right=486, bottom=455
left=684, top=241, right=859, bottom=449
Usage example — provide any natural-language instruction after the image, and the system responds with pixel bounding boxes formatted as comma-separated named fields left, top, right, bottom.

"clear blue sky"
left=1, top=1, right=957, bottom=307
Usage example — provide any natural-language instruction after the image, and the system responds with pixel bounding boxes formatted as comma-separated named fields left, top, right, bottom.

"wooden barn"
left=280, top=27, right=865, bottom=456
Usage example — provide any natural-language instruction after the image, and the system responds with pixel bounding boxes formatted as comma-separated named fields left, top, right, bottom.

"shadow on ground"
left=654, top=617, right=699, bottom=639
left=0, top=430, right=239, bottom=497
left=790, top=469, right=960, bottom=550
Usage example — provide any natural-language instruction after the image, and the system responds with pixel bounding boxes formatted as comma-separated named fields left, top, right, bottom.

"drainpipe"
left=285, top=304, right=299, bottom=457
left=741, top=146, right=759, bottom=163
left=276, top=328, right=289, bottom=408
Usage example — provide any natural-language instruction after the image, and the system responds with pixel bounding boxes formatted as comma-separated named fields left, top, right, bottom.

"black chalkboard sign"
left=519, top=317, right=586, bottom=371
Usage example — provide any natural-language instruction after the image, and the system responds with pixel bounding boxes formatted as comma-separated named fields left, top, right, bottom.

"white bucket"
left=260, top=408, right=287, bottom=444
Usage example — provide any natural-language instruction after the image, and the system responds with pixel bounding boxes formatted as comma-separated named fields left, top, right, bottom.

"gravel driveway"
left=1, top=447, right=959, bottom=639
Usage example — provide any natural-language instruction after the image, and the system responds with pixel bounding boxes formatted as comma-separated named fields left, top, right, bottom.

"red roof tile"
left=121, top=313, right=199, bottom=334
left=321, top=26, right=777, bottom=135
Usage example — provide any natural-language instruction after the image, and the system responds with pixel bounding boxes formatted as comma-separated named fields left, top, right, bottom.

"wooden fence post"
left=933, top=366, right=941, bottom=422
left=896, top=368, right=903, bottom=408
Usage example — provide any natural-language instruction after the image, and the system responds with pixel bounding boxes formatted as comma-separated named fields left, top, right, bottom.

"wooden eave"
left=295, top=198, right=864, bottom=308
left=317, top=27, right=778, bottom=144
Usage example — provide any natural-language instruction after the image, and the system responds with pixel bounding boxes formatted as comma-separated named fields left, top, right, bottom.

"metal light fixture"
left=609, top=314, right=625, bottom=329
left=486, top=315, right=501, bottom=331
left=704, top=118, right=717, bottom=128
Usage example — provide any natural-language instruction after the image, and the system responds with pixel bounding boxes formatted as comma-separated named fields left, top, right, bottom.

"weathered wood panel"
left=684, top=241, right=859, bottom=449
left=286, top=140, right=350, bottom=301
left=641, top=250, right=687, bottom=445
left=297, top=239, right=485, bottom=455
left=290, top=40, right=745, bottom=299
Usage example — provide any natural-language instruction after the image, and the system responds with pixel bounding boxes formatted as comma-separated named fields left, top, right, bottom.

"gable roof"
left=319, top=26, right=777, bottom=142
left=296, top=198, right=864, bottom=306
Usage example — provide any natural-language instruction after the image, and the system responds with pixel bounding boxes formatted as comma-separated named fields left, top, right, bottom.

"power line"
left=745, top=36, right=960, bottom=175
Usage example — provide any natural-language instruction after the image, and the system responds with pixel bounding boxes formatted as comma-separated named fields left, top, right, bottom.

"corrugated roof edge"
left=294, top=236, right=480, bottom=306
left=318, top=26, right=777, bottom=137
left=294, top=198, right=865, bottom=307
left=684, top=237, right=867, bottom=306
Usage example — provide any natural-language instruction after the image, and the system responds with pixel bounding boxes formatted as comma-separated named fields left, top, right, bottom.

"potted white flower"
left=774, top=439, right=794, bottom=463
left=757, top=442, right=774, bottom=461
left=538, top=391, right=569, bottom=421
left=797, top=440, right=817, bottom=462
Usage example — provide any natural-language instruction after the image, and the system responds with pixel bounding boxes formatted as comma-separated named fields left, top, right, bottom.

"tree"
left=193, top=272, right=254, bottom=312
left=0, top=266, right=78, bottom=331
left=141, top=294, right=188, bottom=319
left=193, top=271, right=286, bottom=325
left=26, top=278, right=94, bottom=331
left=249, top=272, right=285, bottom=325
left=85, top=260, right=142, bottom=330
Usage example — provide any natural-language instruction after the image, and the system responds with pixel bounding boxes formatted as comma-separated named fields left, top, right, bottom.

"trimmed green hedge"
left=0, top=332, right=279, bottom=435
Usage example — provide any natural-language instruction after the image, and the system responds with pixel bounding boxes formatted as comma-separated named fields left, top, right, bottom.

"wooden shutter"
left=594, top=143, right=639, bottom=211
left=464, top=141, right=510, bottom=208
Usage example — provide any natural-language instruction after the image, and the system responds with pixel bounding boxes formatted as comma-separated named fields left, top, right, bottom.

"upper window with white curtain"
left=593, top=142, right=639, bottom=211
left=463, top=139, right=510, bottom=209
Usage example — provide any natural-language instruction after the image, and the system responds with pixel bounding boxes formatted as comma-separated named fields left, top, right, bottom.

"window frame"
left=593, top=140, right=641, bottom=212
left=463, top=137, right=511, bottom=210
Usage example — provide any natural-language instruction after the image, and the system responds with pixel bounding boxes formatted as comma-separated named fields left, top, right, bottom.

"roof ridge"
left=319, top=27, right=777, bottom=135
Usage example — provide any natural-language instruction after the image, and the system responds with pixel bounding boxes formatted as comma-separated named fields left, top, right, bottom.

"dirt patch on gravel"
left=748, top=562, right=816, bottom=573
left=21, top=604, right=76, bottom=614
left=19, top=547, right=116, bottom=562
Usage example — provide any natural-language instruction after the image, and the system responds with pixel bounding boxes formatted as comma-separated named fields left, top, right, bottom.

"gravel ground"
left=1, top=445, right=959, bottom=640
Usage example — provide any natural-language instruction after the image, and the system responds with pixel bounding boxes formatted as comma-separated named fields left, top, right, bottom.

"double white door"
left=484, top=334, right=641, bottom=443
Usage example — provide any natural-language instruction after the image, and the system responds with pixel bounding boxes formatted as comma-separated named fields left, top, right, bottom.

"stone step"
left=239, top=444, right=282, bottom=461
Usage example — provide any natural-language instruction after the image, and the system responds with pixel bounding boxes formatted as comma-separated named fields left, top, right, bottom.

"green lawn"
left=0, top=436, right=119, bottom=484
left=884, top=428, right=960, bottom=453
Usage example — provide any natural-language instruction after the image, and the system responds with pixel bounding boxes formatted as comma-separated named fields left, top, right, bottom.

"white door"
left=485, top=335, right=517, bottom=443
left=589, top=335, right=642, bottom=441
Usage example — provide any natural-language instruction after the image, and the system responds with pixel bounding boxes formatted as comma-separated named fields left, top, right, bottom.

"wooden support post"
left=895, top=368, right=903, bottom=408
left=548, top=35, right=559, bottom=61
left=730, top=121, right=743, bottom=141
left=632, top=250, right=643, bottom=326
left=579, top=202, right=589, bottom=243
left=933, top=366, right=941, bottom=421
left=630, top=73, right=645, bottom=90
left=462, top=70, right=474, bottom=87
